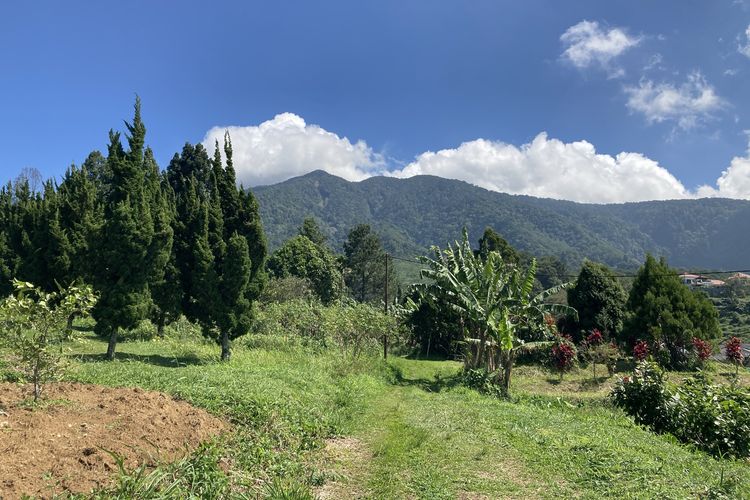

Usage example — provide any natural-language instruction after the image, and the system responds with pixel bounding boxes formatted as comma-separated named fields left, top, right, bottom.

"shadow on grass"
left=387, top=364, right=463, bottom=393
left=74, top=352, right=205, bottom=368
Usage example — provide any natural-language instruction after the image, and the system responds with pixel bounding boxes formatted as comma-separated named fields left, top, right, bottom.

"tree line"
left=0, top=99, right=265, bottom=360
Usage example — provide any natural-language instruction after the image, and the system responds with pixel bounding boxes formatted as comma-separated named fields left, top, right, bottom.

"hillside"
left=254, top=170, right=750, bottom=270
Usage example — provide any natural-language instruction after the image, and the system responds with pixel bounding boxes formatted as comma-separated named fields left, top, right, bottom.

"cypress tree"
left=167, top=138, right=266, bottom=359
left=91, top=98, right=158, bottom=360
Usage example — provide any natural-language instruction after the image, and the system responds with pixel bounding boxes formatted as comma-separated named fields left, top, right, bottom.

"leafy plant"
left=633, top=340, right=649, bottom=362
left=410, top=228, right=576, bottom=395
left=550, top=335, right=576, bottom=380
left=725, top=337, right=744, bottom=376
left=691, top=337, right=712, bottom=366
left=611, top=361, right=672, bottom=433
left=0, top=279, right=96, bottom=400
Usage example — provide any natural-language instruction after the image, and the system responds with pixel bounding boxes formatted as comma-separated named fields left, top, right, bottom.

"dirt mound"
left=0, top=382, right=228, bottom=499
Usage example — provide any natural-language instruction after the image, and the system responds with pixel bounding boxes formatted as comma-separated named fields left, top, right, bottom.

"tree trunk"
left=66, top=312, right=75, bottom=334
left=499, top=349, right=515, bottom=397
left=220, top=331, right=231, bottom=362
left=157, top=313, right=166, bottom=338
left=106, top=329, right=118, bottom=361
left=33, top=362, right=41, bottom=402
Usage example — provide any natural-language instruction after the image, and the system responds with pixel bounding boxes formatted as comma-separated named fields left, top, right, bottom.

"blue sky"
left=2, top=1, right=750, bottom=202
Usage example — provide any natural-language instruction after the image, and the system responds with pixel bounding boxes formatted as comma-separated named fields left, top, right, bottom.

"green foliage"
left=267, top=235, right=342, bottom=304
left=254, top=170, right=750, bottom=271
left=411, top=228, right=575, bottom=395
left=343, top=224, right=397, bottom=303
left=476, top=226, right=519, bottom=265
left=252, top=299, right=397, bottom=357
left=613, top=362, right=750, bottom=458
left=611, top=361, right=672, bottom=432
left=0, top=279, right=96, bottom=400
left=167, top=136, right=267, bottom=360
left=566, top=260, right=627, bottom=341
left=624, top=255, right=721, bottom=368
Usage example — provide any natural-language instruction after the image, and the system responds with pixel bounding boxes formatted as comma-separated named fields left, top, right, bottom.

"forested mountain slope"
left=254, top=170, right=750, bottom=270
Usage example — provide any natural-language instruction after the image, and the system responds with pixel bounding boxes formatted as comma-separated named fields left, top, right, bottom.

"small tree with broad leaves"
left=725, top=337, right=744, bottom=376
left=0, top=279, right=96, bottom=401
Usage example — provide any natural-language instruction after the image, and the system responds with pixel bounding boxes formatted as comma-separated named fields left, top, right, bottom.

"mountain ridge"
left=254, top=170, right=750, bottom=270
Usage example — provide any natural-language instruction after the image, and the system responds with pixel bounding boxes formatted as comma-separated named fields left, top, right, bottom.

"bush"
left=0, top=280, right=96, bottom=401
left=611, top=361, right=672, bottom=433
left=633, top=340, right=649, bottom=362
left=515, top=342, right=554, bottom=366
left=725, top=337, right=744, bottom=374
left=691, top=337, right=712, bottom=366
left=670, top=375, right=750, bottom=458
left=550, top=335, right=576, bottom=379
left=612, top=361, right=750, bottom=458
left=250, top=299, right=397, bottom=357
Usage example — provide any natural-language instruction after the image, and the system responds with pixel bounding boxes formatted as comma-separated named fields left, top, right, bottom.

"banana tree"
left=410, top=229, right=576, bottom=395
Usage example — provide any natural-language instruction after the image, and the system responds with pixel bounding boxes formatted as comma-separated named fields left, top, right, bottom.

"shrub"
left=669, top=375, right=750, bottom=458
left=611, top=361, right=672, bottom=433
left=725, top=337, right=744, bottom=375
left=633, top=340, right=649, bottom=362
left=612, top=362, right=750, bottom=458
left=0, top=280, right=96, bottom=401
left=586, top=329, right=604, bottom=346
left=691, top=337, right=712, bottom=366
left=550, top=335, right=576, bottom=379
left=251, top=299, right=397, bottom=357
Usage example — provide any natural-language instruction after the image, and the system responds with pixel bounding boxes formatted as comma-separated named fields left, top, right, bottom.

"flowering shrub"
left=550, top=335, right=576, bottom=379
left=586, top=329, right=604, bottom=346
left=633, top=340, right=649, bottom=362
left=691, top=337, right=712, bottom=365
left=726, top=337, right=744, bottom=372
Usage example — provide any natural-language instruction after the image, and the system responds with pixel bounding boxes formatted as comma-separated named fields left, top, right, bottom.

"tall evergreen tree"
left=477, top=227, right=519, bottom=265
left=91, top=98, right=159, bottom=360
left=167, top=137, right=266, bottom=359
left=343, top=224, right=397, bottom=303
left=624, top=254, right=720, bottom=365
left=299, top=217, right=327, bottom=248
left=566, top=260, right=626, bottom=341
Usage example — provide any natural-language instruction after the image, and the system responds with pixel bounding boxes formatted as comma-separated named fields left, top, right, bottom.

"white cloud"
left=738, top=24, right=750, bottom=57
left=389, top=133, right=691, bottom=203
left=202, top=113, right=385, bottom=186
left=203, top=115, right=750, bottom=202
left=560, top=20, right=640, bottom=77
left=624, top=72, right=725, bottom=130
left=697, top=133, right=750, bottom=199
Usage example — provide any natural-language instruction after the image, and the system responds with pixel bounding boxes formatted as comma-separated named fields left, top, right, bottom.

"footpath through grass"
left=65, top=334, right=750, bottom=499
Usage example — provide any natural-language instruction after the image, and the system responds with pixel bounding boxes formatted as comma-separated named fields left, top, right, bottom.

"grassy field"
left=45, top=330, right=750, bottom=499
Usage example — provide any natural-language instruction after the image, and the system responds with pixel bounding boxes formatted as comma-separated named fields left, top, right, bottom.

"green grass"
left=10, top=331, right=748, bottom=498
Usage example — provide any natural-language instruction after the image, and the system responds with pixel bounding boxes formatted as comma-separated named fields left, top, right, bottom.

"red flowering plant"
left=691, top=337, right=712, bottom=367
left=586, top=329, right=604, bottom=346
left=633, top=340, right=650, bottom=362
left=551, top=334, right=576, bottom=380
left=725, top=337, right=744, bottom=376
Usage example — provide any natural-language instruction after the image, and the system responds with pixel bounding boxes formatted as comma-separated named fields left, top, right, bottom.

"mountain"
left=253, top=170, right=750, bottom=271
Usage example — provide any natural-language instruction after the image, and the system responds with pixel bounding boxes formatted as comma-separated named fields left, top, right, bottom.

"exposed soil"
left=314, top=437, right=371, bottom=499
left=0, top=382, right=228, bottom=499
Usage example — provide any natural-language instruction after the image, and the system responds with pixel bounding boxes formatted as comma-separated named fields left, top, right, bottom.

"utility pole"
left=383, top=253, right=389, bottom=360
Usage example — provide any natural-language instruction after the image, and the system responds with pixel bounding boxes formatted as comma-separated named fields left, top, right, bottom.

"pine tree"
left=567, top=260, right=626, bottom=341
left=167, top=139, right=266, bottom=359
left=343, top=224, right=397, bottom=303
left=624, top=254, right=720, bottom=366
left=299, top=217, right=327, bottom=248
left=91, top=98, right=158, bottom=360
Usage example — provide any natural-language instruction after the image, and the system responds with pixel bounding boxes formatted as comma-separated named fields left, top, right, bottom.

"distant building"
left=679, top=273, right=725, bottom=288
left=726, top=272, right=750, bottom=283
